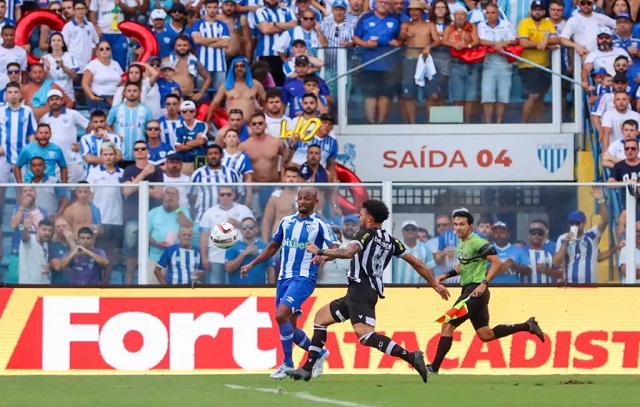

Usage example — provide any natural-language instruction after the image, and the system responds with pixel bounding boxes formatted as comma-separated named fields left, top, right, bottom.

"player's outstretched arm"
left=240, top=241, right=282, bottom=277
left=306, top=242, right=361, bottom=259
left=403, top=253, right=450, bottom=300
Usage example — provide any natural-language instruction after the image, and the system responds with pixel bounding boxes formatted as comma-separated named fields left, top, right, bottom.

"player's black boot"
left=286, top=368, right=312, bottom=382
left=411, top=351, right=428, bottom=383
left=526, top=317, right=545, bottom=342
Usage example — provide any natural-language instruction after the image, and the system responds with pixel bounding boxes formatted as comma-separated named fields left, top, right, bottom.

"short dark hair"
left=615, top=55, right=629, bottom=63
left=417, top=227, right=430, bottom=238
left=477, top=218, right=492, bottom=225
left=38, top=219, right=54, bottom=228
left=251, top=112, right=266, bottom=120
left=37, top=123, right=51, bottom=132
left=206, top=144, right=223, bottom=154
left=549, top=0, right=564, bottom=7
left=452, top=210, right=474, bottom=225
left=165, top=94, right=180, bottom=103
left=266, top=90, right=282, bottom=101
left=30, top=156, right=45, bottom=164
left=134, top=140, right=148, bottom=148
left=175, top=34, right=191, bottom=44
left=1, top=24, right=15, bottom=33
left=205, top=0, right=219, bottom=3
left=624, top=138, right=639, bottom=146
left=5, top=81, right=20, bottom=91
left=308, top=144, right=321, bottom=152
left=284, top=165, right=300, bottom=174
left=124, top=81, right=141, bottom=90
left=6, top=62, right=20, bottom=71
left=303, top=75, right=319, bottom=85
left=362, top=199, right=389, bottom=223
left=28, top=63, right=45, bottom=71
left=90, top=109, right=106, bottom=119
left=623, top=119, right=638, bottom=129
left=302, top=92, right=318, bottom=102
left=78, top=226, right=94, bottom=237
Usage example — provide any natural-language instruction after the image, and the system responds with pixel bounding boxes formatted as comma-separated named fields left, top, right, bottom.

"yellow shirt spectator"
left=517, top=17, right=557, bottom=68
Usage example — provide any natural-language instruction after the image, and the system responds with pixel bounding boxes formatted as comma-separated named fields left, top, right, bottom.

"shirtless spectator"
left=261, top=166, right=301, bottom=241
left=207, top=56, right=266, bottom=123
left=264, top=90, right=293, bottom=137
left=22, top=63, right=73, bottom=121
left=218, top=0, right=253, bottom=64
left=214, top=108, right=252, bottom=146
left=63, top=182, right=101, bottom=237
left=163, top=34, right=211, bottom=102
left=398, top=1, right=439, bottom=124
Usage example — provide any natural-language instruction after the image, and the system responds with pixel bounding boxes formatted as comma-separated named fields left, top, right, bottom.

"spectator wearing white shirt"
left=601, top=91, right=640, bottom=148
left=603, top=119, right=639, bottom=168
left=85, top=142, right=124, bottom=284
left=468, top=0, right=507, bottom=24
left=162, top=153, right=190, bottom=214
left=199, top=186, right=255, bottom=284
left=41, top=33, right=80, bottom=102
left=264, top=90, right=294, bottom=136
left=80, top=109, right=123, bottom=177
left=19, top=218, right=54, bottom=284
left=61, top=1, right=99, bottom=73
left=477, top=3, right=517, bottom=124
left=392, top=220, right=437, bottom=284
left=316, top=224, right=349, bottom=284
left=560, top=0, right=615, bottom=55
left=273, top=8, right=329, bottom=59
left=81, top=40, right=124, bottom=113
left=581, top=26, right=629, bottom=88
left=39, top=89, right=90, bottom=183
left=0, top=25, right=27, bottom=91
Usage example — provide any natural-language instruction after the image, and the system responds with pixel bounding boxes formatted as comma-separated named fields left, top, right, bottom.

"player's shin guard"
left=294, top=328, right=311, bottom=351
left=361, top=332, right=414, bottom=364
left=430, top=336, right=453, bottom=372
left=492, top=323, right=529, bottom=339
left=279, top=321, right=295, bottom=366
left=301, top=324, right=327, bottom=371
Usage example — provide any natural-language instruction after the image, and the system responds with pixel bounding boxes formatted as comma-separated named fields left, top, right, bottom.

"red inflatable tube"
left=336, top=163, right=368, bottom=214
left=118, top=21, right=159, bottom=62
left=197, top=102, right=228, bottom=129
left=15, top=11, right=66, bottom=65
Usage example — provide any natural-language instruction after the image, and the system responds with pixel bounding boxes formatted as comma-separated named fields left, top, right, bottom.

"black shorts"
left=449, top=283, right=490, bottom=331
left=361, top=70, right=396, bottom=99
left=520, top=68, right=551, bottom=97
left=96, top=224, right=124, bottom=251
left=329, top=283, right=379, bottom=327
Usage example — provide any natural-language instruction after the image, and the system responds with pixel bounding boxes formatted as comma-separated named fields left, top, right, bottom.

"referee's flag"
left=435, top=295, right=471, bottom=324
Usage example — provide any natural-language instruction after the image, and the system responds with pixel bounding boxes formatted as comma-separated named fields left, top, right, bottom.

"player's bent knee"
left=476, top=327, right=494, bottom=342
left=313, top=304, right=336, bottom=326
left=441, top=323, right=455, bottom=336
left=275, top=306, right=293, bottom=325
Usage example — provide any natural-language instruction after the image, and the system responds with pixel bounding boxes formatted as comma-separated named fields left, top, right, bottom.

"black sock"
left=492, top=323, right=530, bottom=339
left=361, top=332, right=414, bottom=364
left=431, top=336, right=453, bottom=372
left=302, top=324, right=327, bottom=372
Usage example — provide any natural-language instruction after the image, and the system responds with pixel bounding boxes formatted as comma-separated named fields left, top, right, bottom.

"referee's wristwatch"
left=481, top=279, right=489, bottom=286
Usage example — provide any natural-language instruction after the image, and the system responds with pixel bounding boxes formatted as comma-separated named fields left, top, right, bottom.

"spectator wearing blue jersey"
left=0, top=0, right=19, bottom=25
left=15, top=123, right=67, bottom=184
left=291, top=75, right=330, bottom=116
left=80, top=109, right=123, bottom=177
left=155, top=226, right=204, bottom=285
left=613, top=13, right=640, bottom=63
left=157, top=61, right=182, bottom=109
left=282, top=39, right=325, bottom=79
left=353, top=0, right=402, bottom=123
left=255, top=0, right=298, bottom=86
left=524, top=220, right=562, bottom=284
left=490, top=221, right=531, bottom=284
left=299, top=144, right=329, bottom=183
left=273, top=8, right=329, bottom=59
left=281, top=55, right=332, bottom=116
left=392, top=220, right=437, bottom=284
left=151, top=9, right=178, bottom=60
left=158, top=94, right=183, bottom=146
left=226, top=217, right=276, bottom=284
left=192, top=0, right=231, bottom=90
left=222, top=128, right=254, bottom=183
left=214, top=108, right=252, bottom=146
left=241, top=186, right=339, bottom=379
left=146, top=119, right=176, bottom=166
left=175, top=100, right=208, bottom=175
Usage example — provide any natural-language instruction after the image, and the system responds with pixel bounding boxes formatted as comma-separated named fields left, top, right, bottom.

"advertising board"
left=0, top=287, right=635, bottom=375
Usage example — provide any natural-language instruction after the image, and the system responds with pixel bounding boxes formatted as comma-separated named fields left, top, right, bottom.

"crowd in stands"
left=1, top=0, right=637, bottom=285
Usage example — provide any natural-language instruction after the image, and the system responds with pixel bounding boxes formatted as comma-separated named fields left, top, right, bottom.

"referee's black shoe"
left=286, top=368, right=312, bottom=382
left=412, top=351, right=428, bottom=383
left=527, top=317, right=545, bottom=342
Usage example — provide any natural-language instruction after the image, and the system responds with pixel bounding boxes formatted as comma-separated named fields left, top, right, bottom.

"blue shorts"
left=275, top=277, right=316, bottom=313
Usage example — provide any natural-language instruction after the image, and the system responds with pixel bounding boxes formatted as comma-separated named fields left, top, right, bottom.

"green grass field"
left=1, top=375, right=639, bottom=407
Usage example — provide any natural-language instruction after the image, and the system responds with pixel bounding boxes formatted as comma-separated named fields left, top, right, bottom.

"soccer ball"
left=210, top=222, right=239, bottom=249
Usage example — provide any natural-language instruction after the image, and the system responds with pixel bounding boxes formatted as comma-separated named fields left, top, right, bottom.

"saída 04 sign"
left=280, top=118, right=321, bottom=142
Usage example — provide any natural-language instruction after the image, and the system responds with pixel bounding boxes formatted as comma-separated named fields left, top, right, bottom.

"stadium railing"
left=1, top=181, right=637, bottom=287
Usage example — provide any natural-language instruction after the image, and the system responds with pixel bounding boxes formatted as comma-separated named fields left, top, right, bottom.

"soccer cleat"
left=426, top=364, right=439, bottom=375
left=312, top=350, right=330, bottom=378
left=411, top=351, right=429, bottom=383
left=286, top=367, right=312, bottom=382
left=270, top=363, right=294, bottom=380
left=526, top=317, right=545, bottom=343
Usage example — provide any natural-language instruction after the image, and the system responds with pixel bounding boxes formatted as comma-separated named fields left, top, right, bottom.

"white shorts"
left=57, top=161, right=86, bottom=183
left=0, top=156, right=15, bottom=183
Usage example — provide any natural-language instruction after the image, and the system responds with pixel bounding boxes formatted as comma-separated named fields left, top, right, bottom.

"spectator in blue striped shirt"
left=392, top=220, right=437, bottom=284
left=192, top=0, right=231, bottom=91
left=491, top=221, right=532, bottom=284
left=146, top=119, right=176, bottom=167
left=282, top=39, right=325, bottom=79
left=80, top=109, right=123, bottom=177
left=154, top=226, right=205, bottom=285
left=523, top=220, right=562, bottom=284
left=273, top=8, right=328, bottom=58
left=255, top=0, right=299, bottom=85
left=158, top=94, right=183, bottom=146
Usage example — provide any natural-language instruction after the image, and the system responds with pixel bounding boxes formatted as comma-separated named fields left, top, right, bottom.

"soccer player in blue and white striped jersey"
left=241, top=187, right=340, bottom=380
left=154, top=226, right=205, bottom=285
left=523, top=220, right=563, bottom=284
left=255, top=0, right=298, bottom=85
left=192, top=0, right=231, bottom=89
left=392, top=220, right=437, bottom=284
left=106, top=82, right=153, bottom=161
left=0, top=82, right=37, bottom=184
left=553, top=190, right=609, bottom=284
left=190, top=144, right=243, bottom=222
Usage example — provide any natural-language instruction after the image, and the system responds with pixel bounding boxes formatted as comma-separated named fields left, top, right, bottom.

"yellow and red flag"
left=435, top=295, right=471, bottom=324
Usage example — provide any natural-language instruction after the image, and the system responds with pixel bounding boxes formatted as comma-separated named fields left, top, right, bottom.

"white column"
left=382, top=181, right=393, bottom=284
left=137, top=181, right=150, bottom=285
left=625, top=185, right=636, bottom=284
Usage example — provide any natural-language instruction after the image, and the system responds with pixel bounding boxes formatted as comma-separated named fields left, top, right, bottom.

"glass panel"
left=343, top=46, right=553, bottom=125
left=560, top=46, right=577, bottom=124
left=390, top=183, right=624, bottom=285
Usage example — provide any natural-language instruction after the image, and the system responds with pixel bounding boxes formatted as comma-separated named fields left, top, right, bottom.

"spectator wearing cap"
left=39, top=89, right=90, bottom=183
left=591, top=70, right=612, bottom=102
left=341, top=213, right=360, bottom=240
left=490, top=221, right=531, bottom=284
left=107, top=82, right=154, bottom=164
left=146, top=119, right=176, bottom=167
left=353, top=0, right=401, bottom=124
left=601, top=91, right=640, bottom=148
left=225, top=217, right=275, bottom=285
left=88, top=0, right=129, bottom=70
left=282, top=39, right=325, bottom=79
left=469, top=0, right=508, bottom=24
left=603, top=119, right=640, bottom=168
left=517, top=0, right=558, bottom=124
left=553, top=188, right=608, bottom=284
left=581, top=26, right=629, bottom=90
left=150, top=8, right=178, bottom=60
left=255, top=0, right=298, bottom=86
left=392, top=220, right=437, bottom=284
left=218, top=0, right=253, bottom=68
left=560, top=0, right=615, bottom=55
left=591, top=73, right=631, bottom=135
left=60, top=2, right=98, bottom=74
left=273, top=7, right=328, bottom=60
left=320, top=0, right=355, bottom=94
left=281, top=55, right=332, bottom=116
left=22, top=64, right=74, bottom=122
left=157, top=61, right=182, bottom=110
left=613, top=12, right=640, bottom=63
left=477, top=3, right=517, bottom=124
left=175, top=100, right=208, bottom=175
left=523, top=220, right=562, bottom=284
left=192, top=0, right=231, bottom=91
left=167, top=3, right=191, bottom=36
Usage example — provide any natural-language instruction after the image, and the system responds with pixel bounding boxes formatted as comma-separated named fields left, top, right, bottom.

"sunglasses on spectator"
left=437, top=223, right=450, bottom=227
left=529, top=230, right=544, bottom=236
left=50, top=7, right=61, bottom=12
left=241, top=225, right=256, bottom=230
left=99, top=47, right=111, bottom=51
left=147, top=127, right=160, bottom=131
left=219, top=192, right=233, bottom=197
left=181, top=109, right=195, bottom=113
left=134, top=147, right=148, bottom=151
left=403, top=226, right=418, bottom=232
left=250, top=121, right=265, bottom=126
left=302, top=17, right=315, bottom=20
left=579, top=1, right=593, bottom=5
left=7, top=69, right=19, bottom=74
left=625, top=146, right=638, bottom=151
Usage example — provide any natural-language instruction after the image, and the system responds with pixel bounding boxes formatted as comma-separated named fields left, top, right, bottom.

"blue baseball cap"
left=491, top=221, right=509, bottom=231
left=343, top=214, right=359, bottom=224
left=591, top=67, right=607, bottom=76
left=568, top=211, right=586, bottom=223
left=332, top=0, right=347, bottom=8
left=616, top=13, right=632, bottom=20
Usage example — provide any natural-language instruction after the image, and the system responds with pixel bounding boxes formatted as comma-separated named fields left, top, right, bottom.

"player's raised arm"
left=402, top=253, right=449, bottom=300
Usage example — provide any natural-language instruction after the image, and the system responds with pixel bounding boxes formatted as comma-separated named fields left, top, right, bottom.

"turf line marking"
left=225, top=384, right=372, bottom=407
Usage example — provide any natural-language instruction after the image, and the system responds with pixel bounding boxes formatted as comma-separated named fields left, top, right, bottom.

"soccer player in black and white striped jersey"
left=287, top=199, right=450, bottom=383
